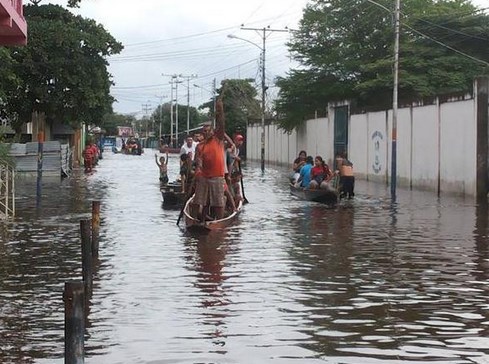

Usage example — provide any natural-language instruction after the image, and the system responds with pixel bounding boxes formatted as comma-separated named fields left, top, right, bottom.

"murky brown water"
left=1, top=149, right=489, bottom=363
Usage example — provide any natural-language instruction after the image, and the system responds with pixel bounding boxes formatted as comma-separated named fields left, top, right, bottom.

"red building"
left=0, top=0, right=27, bottom=45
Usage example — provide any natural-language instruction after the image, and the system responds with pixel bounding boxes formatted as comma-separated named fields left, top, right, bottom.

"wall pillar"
left=476, top=77, right=489, bottom=200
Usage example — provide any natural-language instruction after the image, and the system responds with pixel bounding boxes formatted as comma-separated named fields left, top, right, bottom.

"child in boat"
left=155, top=152, right=169, bottom=185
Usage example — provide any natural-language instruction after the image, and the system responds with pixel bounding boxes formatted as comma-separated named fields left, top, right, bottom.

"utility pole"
left=175, top=79, right=180, bottom=146
left=239, top=26, right=289, bottom=173
left=141, top=103, right=152, bottom=137
left=391, top=0, right=401, bottom=200
left=164, top=74, right=181, bottom=147
left=180, top=74, right=197, bottom=135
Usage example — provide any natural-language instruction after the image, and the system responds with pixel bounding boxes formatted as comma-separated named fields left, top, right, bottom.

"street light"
left=227, top=33, right=266, bottom=172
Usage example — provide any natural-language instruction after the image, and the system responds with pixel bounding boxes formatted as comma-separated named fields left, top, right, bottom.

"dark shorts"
left=159, top=173, right=169, bottom=184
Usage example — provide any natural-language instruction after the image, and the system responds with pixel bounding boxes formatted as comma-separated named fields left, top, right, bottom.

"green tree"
left=2, top=4, right=122, bottom=133
left=151, top=103, right=206, bottom=138
left=100, top=112, right=136, bottom=136
left=199, top=79, right=261, bottom=136
left=276, top=0, right=489, bottom=131
left=0, top=49, right=18, bottom=102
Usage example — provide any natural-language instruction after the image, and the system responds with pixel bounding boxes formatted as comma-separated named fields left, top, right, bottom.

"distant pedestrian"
left=83, top=143, right=95, bottom=173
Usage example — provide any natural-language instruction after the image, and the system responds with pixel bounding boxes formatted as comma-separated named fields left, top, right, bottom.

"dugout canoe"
left=161, top=182, right=186, bottom=208
left=183, top=194, right=243, bottom=232
left=290, top=183, right=338, bottom=205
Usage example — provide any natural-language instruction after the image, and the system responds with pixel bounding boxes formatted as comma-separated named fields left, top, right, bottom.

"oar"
left=238, top=161, right=249, bottom=204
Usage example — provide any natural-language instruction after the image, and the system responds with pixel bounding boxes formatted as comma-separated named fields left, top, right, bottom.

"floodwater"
left=1, top=149, right=489, bottom=364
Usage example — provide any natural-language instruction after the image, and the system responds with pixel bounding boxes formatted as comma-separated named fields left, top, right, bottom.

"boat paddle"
left=238, top=161, right=249, bottom=204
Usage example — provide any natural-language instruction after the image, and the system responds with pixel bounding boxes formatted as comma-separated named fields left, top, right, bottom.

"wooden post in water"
left=91, top=201, right=100, bottom=257
left=80, top=220, right=92, bottom=296
left=64, top=281, right=85, bottom=364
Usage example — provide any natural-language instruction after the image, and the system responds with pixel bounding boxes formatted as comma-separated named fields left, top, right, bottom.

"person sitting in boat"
left=335, top=151, right=355, bottom=199
left=309, top=156, right=334, bottom=190
left=155, top=151, right=169, bottom=186
left=296, top=155, right=314, bottom=189
left=291, top=150, right=307, bottom=183
left=192, top=98, right=226, bottom=221
left=126, top=138, right=137, bottom=154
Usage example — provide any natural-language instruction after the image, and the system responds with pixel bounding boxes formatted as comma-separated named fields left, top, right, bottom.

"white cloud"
left=43, top=0, right=488, bottom=117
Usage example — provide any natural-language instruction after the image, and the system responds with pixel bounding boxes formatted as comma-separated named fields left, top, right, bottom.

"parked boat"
left=182, top=195, right=243, bottom=232
left=290, top=184, right=339, bottom=205
left=161, top=182, right=186, bottom=208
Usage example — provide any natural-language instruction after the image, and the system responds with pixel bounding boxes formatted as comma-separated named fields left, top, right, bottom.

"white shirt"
left=180, top=141, right=197, bottom=160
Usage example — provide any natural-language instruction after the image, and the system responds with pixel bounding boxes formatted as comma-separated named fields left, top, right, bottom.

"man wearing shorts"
left=193, top=99, right=226, bottom=221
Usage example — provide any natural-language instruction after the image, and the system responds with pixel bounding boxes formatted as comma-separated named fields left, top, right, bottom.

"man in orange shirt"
left=193, top=98, right=226, bottom=220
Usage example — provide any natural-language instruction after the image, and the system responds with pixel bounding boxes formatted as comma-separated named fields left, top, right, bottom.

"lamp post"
left=228, top=33, right=266, bottom=172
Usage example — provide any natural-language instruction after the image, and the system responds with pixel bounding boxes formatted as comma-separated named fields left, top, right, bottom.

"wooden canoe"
left=290, top=183, right=338, bottom=205
left=161, top=182, right=186, bottom=208
left=183, top=195, right=243, bottom=232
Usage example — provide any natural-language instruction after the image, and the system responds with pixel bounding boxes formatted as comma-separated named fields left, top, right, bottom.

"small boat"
left=183, top=195, right=243, bottom=232
left=161, top=182, right=186, bottom=208
left=290, top=183, right=338, bottom=205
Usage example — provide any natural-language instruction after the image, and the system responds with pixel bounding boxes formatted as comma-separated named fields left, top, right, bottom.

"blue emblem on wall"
left=371, top=131, right=383, bottom=174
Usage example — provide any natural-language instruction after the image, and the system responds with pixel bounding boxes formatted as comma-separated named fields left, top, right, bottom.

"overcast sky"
left=45, top=0, right=488, bottom=118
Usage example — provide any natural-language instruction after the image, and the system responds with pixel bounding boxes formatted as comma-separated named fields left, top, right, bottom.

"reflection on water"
left=183, top=231, right=232, bottom=351
left=1, top=151, right=489, bottom=363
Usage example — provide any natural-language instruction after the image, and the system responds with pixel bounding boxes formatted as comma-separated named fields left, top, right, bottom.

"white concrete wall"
left=397, top=107, right=413, bottom=187
left=247, top=97, right=478, bottom=196
left=439, top=100, right=476, bottom=195
left=411, top=104, right=439, bottom=191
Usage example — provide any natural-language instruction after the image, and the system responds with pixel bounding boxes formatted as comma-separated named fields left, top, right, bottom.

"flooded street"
left=1, top=149, right=489, bottom=363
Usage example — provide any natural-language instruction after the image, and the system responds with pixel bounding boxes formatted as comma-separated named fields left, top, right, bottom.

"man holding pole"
left=192, top=98, right=226, bottom=221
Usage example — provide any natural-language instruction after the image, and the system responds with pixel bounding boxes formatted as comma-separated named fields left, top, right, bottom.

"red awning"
left=0, top=0, right=27, bottom=46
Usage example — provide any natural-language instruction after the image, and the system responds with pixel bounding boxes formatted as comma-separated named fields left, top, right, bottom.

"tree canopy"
left=275, top=0, right=489, bottom=131
left=0, top=4, right=122, bottom=132
left=151, top=103, right=206, bottom=139
left=100, top=112, right=136, bottom=136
